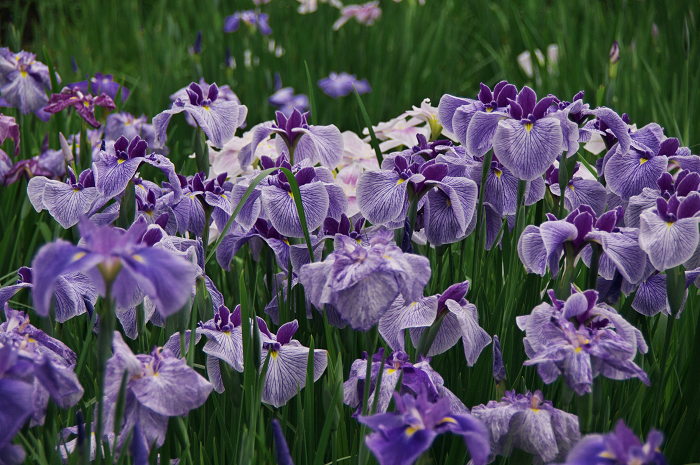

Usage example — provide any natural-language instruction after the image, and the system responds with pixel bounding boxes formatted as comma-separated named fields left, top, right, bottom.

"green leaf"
left=305, top=61, right=317, bottom=124
left=354, top=87, right=383, bottom=167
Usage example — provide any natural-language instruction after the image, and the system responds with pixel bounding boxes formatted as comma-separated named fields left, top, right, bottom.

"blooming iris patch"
left=300, top=229, right=430, bottom=330
left=68, top=72, right=129, bottom=103
left=358, top=392, right=490, bottom=465
left=223, top=11, right=272, bottom=35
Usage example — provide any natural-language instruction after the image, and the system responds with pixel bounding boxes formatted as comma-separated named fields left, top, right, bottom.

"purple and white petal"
left=493, top=117, right=563, bottom=181
left=262, top=182, right=329, bottom=238
left=639, top=211, right=700, bottom=271
left=261, top=345, right=327, bottom=408
left=293, top=125, right=344, bottom=170
left=356, top=170, right=409, bottom=225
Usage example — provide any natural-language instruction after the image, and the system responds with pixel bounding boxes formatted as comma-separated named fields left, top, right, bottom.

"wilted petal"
left=494, top=118, right=563, bottom=181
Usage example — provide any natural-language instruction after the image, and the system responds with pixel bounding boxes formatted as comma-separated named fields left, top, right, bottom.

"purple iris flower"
left=272, top=419, right=294, bottom=465
left=518, top=205, right=647, bottom=284
left=2, top=140, right=65, bottom=185
left=239, top=109, right=343, bottom=169
left=545, top=162, right=607, bottom=217
left=223, top=11, right=272, bottom=35
left=154, top=81, right=248, bottom=149
left=629, top=262, right=700, bottom=317
left=0, top=267, right=97, bottom=324
left=25, top=165, right=102, bottom=229
left=135, top=189, right=178, bottom=234
left=0, top=49, right=53, bottom=117
left=518, top=289, right=649, bottom=395
left=104, top=112, right=165, bottom=154
left=561, top=419, right=665, bottom=465
left=602, top=126, right=672, bottom=201
left=0, top=316, right=84, bottom=461
left=437, top=80, right=517, bottom=149
left=31, top=217, right=198, bottom=318
left=639, top=193, right=700, bottom=271
left=471, top=390, right=580, bottom=464
left=258, top=319, right=327, bottom=407
left=68, top=73, right=129, bottom=103
left=268, top=74, right=309, bottom=118
left=358, top=391, right=490, bottom=465
left=0, top=114, right=19, bottom=158
left=44, top=86, right=116, bottom=128
left=625, top=170, right=700, bottom=228
left=318, top=72, right=371, bottom=98
left=169, top=79, right=241, bottom=129
left=103, top=332, right=212, bottom=454
left=320, top=213, right=368, bottom=248
left=357, top=153, right=478, bottom=243
left=300, top=229, right=431, bottom=330
left=379, top=280, right=491, bottom=366
left=344, top=349, right=468, bottom=416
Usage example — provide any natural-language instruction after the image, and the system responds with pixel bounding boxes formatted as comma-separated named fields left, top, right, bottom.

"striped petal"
left=466, top=109, right=509, bottom=157
left=356, top=170, right=409, bottom=225
left=640, top=212, right=700, bottom=271
left=493, top=118, right=563, bottom=181
left=43, top=183, right=98, bottom=229
left=262, top=182, right=329, bottom=238
left=261, top=345, right=327, bottom=408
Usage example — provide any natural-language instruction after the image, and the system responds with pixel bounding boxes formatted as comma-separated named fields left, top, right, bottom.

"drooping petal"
left=424, top=177, right=478, bottom=246
left=517, top=225, right=547, bottom=276
left=356, top=170, right=409, bottom=225
left=465, top=110, right=509, bottom=157
left=639, top=212, right=700, bottom=271
left=94, top=154, right=142, bottom=198
left=262, top=182, right=329, bottom=238
left=378, top=295, right=438, bottom=351
left=42, top=183, right=99, bottom=229
left=437, top=94, right=474, bottom=133
left=446, top=300, right=491, bottom=366
left=192, top=100, right=248, bottom=148
left=293, top=125, right=344, bottom=170
left=261, top=345, right=327, bottom=408
left=539, top=221, right=579, bottom=277
left=586, top=230, right=647, bottom=283
left=494, top=117, right=563, bottom=181
left=605, top=150, right=667, bottom=201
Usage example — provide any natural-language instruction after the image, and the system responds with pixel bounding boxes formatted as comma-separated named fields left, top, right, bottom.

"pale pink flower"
left=332, top=1, right=381, bottom=30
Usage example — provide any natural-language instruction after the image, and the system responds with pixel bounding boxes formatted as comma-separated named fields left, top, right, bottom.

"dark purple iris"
left=477, top=81, right=517, bottom=111
left=410, top=134, right=454, bottom=161
left=66, top=166, right=96, bottom=191
left=212, top=304, right=238, bottom=332
left=393, top=154, right=448, bottom=194
left=114, top=135, right=148, bottom=163
left=273, top=108, right=310, bottom=148
left=657, top=170, right=700, bottom=200
left=186, top=81, right=218, bottom=107
left=323, top=213, right=365, bottom=242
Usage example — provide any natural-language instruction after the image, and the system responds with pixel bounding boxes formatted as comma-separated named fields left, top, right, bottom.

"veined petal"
left=424, top=178, right=478, bottom=246
left=517, top=225, right=547, bottom=276
left=378, top=295, right=438, bottom=351
left=201, top=326, right=244, bottom=372
left=293, top=125, right=344, bottom=170
left=539, top=221, right=578, bottom=277
left=152, top=103, right=187, bottom=149
left=262, top=182, right=329, bottom=238
left=356, top=170, right=408, bottom=225
left=94, top=155, right=142, bottom=198
left=447, top=300, right=491, bottom=366
left=238, top=122, right=275, bottom=167
left=261, top=345, right=327, bottom=408
left=494, top=118, right=563, bottom=181
left=565, top=179, right=607, bottom=217
left=191, top=101, right=248, bottom=148
left=452, top=102, right=483, bottom=146
left=228, top=183, right=262, bottom=231
left=586, top=230, right=647, bottom=283
left=27, top=176, right=49, bottom=212
left=437, top=94, right=474, bottom=133
left=639, top=212, right=700, bottom=271
left=409, top=311, right=462, bottom=357
left=43, top=183, right=98, bottom=229
left=324, top=182, right=349, bottom=220
left=330, top=271, right=401, bottom=331
left=465, top=110, right=510, bottom=157
left=605, top=151, right=667, bottom=201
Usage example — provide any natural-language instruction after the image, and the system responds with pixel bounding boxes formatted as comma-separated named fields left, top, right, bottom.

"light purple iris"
left=104, top=112, right=165, bottom=154
left=0, top=49, right=53, bottom=117
left=223, top=10, right=272, bottom=35
left=344, top=349, right=468, bottom=416
left=357, top=153, right=478, bottom=243
left=379, top=280, right=491, bottom=366
left=561, top=419, right=665, bottom=465
left=518, top=205, right=647, bottom=284
left=0, top=267, right=97, bottom=324
left=639, top=193, right=700, bottom=271
left=26, top=166, right=101, bottom=229
left=68, top=72, right=129, bottom=103
left=154, top=81, right=247, bottom=149
left=518, top=289, right=649, bottom=395
left=258, top=319, right=327, bottom=408
left=318, top=72, right=371, bottom=98
left=44, top=86, right=116, bottom=128
left=239, top=109, right=344, bottom=169
left=358, top=391, right=490, bottom=465
left=471, top=390, right=580, bottom=464
left=299, top=230, right=431, bottom=331
left=545, top=162, right=607, bottom=217
left=31, top=217, right=198, bottom=318
left=103, top=332, right=212, bottom=454
left=2, top=140, right=65, bottom=186
left=625, top=170, right=700, bottom=228
left=268, top=76, right=309, bottom=119
left=169, top=79, right=241, bottom=129
left=603, top=126, right=673, bottom=201
left=630, top=263, right=700, bottom=317
left=0, top=314, right=84, bottom=462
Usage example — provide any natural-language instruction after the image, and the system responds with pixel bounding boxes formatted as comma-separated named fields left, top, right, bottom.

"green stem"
left=556, top=243, right=577, bottom=299
left=576, top=392, right=593, bottom=434
left=414, top=312, right=446, bottom=361
left=471, top=150, right=493, bottom=281
left=94, top=282, right=115, bottom=465
left=587, top=242, right=601, bottom=291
